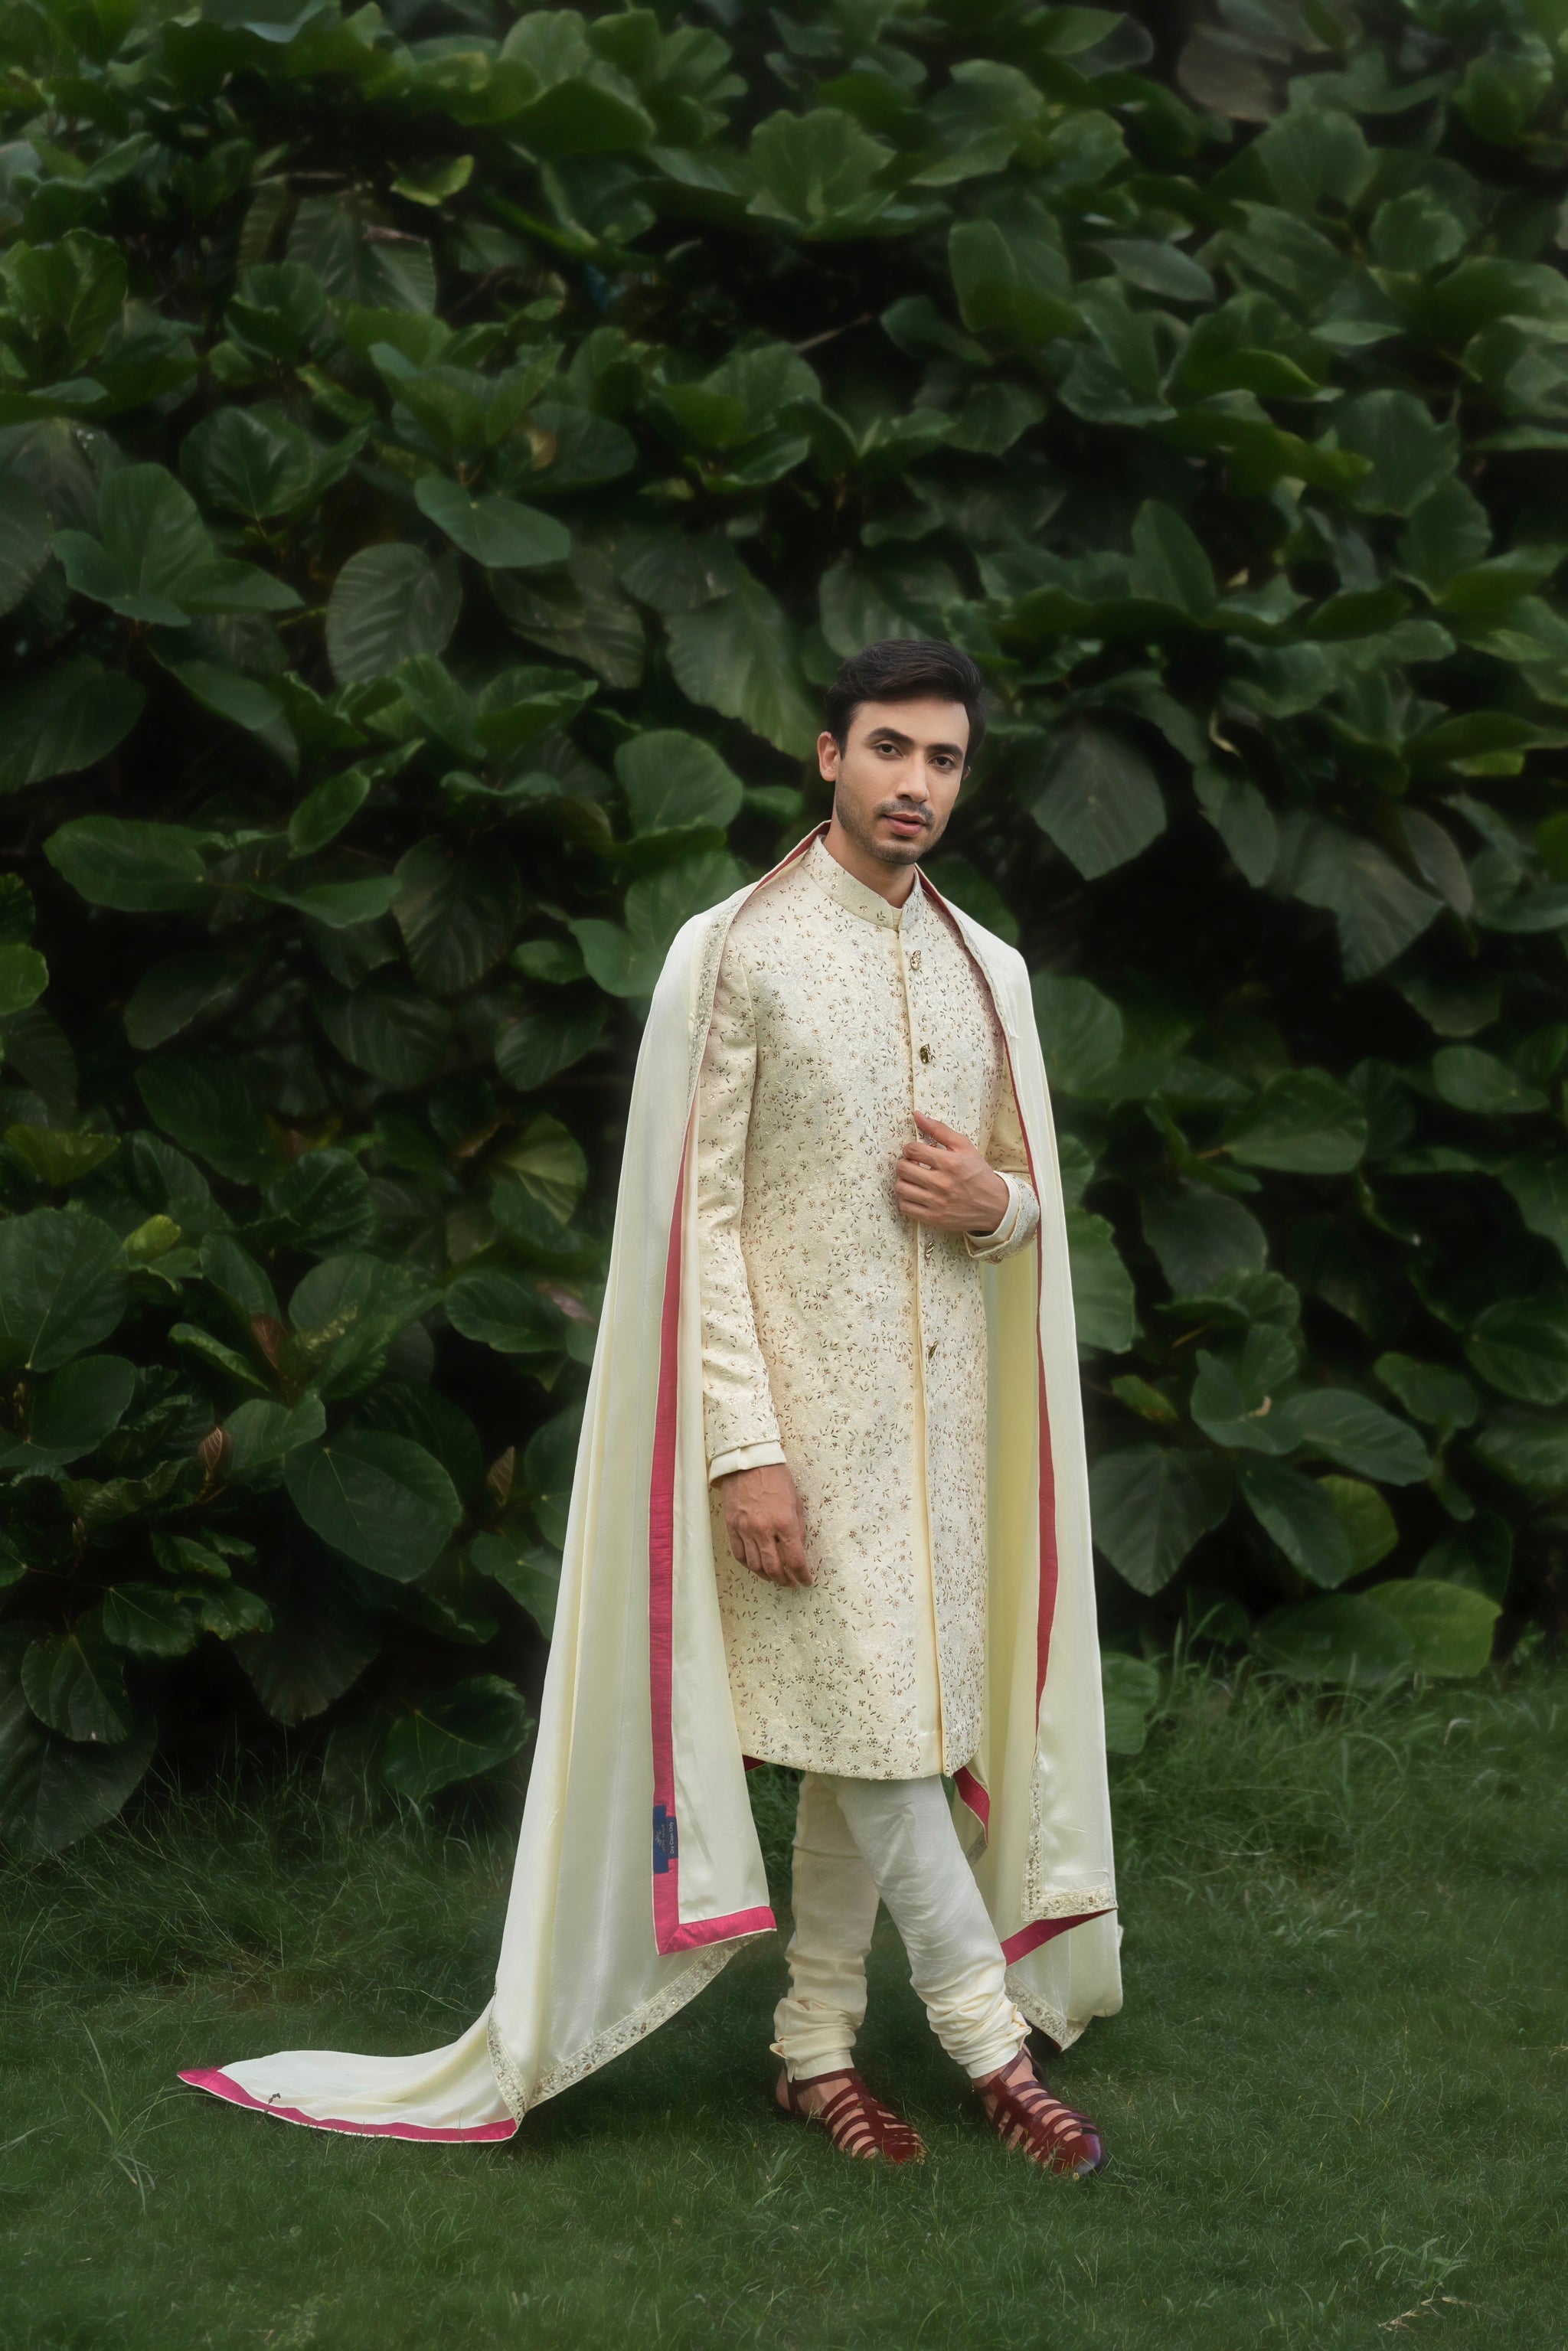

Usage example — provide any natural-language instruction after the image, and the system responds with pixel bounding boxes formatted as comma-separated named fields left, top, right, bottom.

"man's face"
left=817, top=695, right=970, bottom=868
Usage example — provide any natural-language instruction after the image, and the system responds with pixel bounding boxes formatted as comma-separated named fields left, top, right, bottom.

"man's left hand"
left=894, top=1112, right=1010, bottom=1236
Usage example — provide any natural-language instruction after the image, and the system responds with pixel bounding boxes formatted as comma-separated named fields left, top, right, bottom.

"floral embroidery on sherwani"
left=696, top=835, right=1039, bottom=1781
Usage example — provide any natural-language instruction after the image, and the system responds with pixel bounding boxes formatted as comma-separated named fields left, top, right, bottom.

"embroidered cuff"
left=708, top=1438, right=789, bottom=1484
left=965, top=1171, right=1023, bottom=1260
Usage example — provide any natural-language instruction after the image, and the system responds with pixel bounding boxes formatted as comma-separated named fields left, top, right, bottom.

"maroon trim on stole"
left=916, top=877, right=1062, bottom=1801
left=922, top=886, right=1111, bottom=1960
left=953, top=1764, right=990, bottom=1829
left=1000, top=1909, right=1112, bottom=1965
left=645, top=836, right=825, bottom=1954
left=648, top=1121, right=776, bottom=1955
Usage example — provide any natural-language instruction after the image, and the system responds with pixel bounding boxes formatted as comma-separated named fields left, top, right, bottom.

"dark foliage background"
left=2, top=0, right=1565, bottom=1845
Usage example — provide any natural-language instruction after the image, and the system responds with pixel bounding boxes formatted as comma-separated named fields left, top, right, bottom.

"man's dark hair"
left=824, top=638, right=989, bottom=772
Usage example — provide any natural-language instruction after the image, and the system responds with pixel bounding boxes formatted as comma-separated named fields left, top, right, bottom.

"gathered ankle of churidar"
left=771, top=1771, right=1031, bottom=2085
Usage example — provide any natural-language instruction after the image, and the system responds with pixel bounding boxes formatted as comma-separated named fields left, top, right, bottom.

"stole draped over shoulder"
left=180, top=828, right=1122, bottom=2144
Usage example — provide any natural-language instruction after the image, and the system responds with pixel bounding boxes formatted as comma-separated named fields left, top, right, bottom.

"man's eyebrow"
left=864, top=725, right=965, bottom=756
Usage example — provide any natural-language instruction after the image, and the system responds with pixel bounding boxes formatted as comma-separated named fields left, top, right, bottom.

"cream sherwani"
left=697, top=835, right=1040, bottom=1782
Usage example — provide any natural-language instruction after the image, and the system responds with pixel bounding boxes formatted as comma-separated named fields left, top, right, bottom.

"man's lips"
left=881, top=811, right=928, bottom=838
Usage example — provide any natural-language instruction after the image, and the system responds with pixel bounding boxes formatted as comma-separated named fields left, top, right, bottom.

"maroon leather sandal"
left=975, top=2052, right=1106, bottom=2176
left=777, top=2068, right=927, bottom=2164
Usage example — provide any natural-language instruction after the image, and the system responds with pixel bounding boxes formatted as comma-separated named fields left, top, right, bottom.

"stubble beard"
left=833, top=787, right=941, bottom=870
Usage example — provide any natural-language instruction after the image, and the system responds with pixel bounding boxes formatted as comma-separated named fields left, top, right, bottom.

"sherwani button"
left=919, top=1043, right=931, bottom=1063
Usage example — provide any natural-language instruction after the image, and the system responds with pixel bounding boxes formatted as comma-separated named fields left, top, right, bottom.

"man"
left=701, top=640, right=1108, bottom=2169
left=180, top=641, right=1120, bottom=2167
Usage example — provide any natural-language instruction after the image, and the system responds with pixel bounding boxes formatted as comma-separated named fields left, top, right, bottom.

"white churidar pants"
left=770, top=1771, right=1031, bottom=2082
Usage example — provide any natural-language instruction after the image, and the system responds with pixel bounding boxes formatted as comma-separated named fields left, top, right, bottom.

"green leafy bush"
left=2, top=0, right=1563, bottom=1845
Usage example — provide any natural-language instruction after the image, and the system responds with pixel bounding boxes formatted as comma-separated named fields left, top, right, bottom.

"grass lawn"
left=2, top=1657, right=1566, bottom=2351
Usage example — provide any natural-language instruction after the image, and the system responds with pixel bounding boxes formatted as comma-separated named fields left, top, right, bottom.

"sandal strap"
left=978, top=2059, right=1104, bottom=2174
left=789, top=2068, right=926, bottom=2162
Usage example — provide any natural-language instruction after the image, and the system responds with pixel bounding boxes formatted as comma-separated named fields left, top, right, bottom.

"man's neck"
left=821, top=818, right=919, bottom=907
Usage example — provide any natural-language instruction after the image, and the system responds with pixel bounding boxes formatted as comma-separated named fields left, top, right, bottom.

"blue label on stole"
left=652, top=1804, right=678, bottom=1873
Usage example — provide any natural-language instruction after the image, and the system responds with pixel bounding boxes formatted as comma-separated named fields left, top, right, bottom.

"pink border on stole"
left=645, top=851, right=826, bottom=1956
left=177, top=2066, right=517, bottom=2143
left=922, top=880, right=1103, bottom=1951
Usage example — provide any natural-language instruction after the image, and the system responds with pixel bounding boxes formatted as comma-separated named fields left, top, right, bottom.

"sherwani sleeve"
left=696, top=942, right=787, bottom=1484
left=965, top=1058, right=1041, bottom=1264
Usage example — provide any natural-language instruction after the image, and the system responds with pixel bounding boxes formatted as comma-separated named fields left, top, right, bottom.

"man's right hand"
left=718, top=1461, right=813, bottom=1589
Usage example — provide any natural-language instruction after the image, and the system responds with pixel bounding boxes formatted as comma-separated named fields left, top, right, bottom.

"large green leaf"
left=1465, top=1298, right=1568, bottom=1405
left=233, top=1609, right=378, bottom=1726
left=748, top=107, right=904, bottom=237
left=1100, top=1651, right=1162, bottom=1755
left=525, top=1408, right=581, bottom=1548
left=1362, top=1578, right=1499, bottom=1679
left=1223, top=1070, right=1367, bottom=1174
left=180, top=403, right=327, bottom=521
left=1432, top=1047, right=1547, bottom=1117
left=1254, top=1595, right=1413, bottom=1688
left=1318, top=1476, right=1399, bottom=1573
left=1064, top=1208, right=1137, bottom=1351
left=1498, top=1159, right=1568, bottom=1271
left=1031, top=724, right=1165, bottom=880
left=122, top=952, right=247, bottom=1052
left=0, top=1210, right=127, bottom=1373
left=1276, top=1389, right=1429, bottom=1483
left=1142, top=1184, right=1268, bottom=1295
left=284, top=1429, right=462, bottom=1579
left=572, top=851, right=743, bottom=998
left=224, top=1393, right=328, bottom=1477
left=616, top=730, right=743, bottom=836
left=21, top=1623, right=132, bottom=1742
left=356, top=1381, right=482, bottom=1504
left=1189, top=1325, right=1301, bottom=1451
left=0, top=1632, right=154, bottom=1850
left=445, top=1269, right=567, bottom=1357
left=326, top=544, right=461, bottom=682
left=46, top=817, right=210, bottom=914
left=0, top=941, right=47, bottom=1017
left=136, top=1057, right=276, bottom=1184
left=1331, top=391, right=1459, bottom=515
left=1089, top=1445, right=1233, bottom=1595
left=53, top=464, right=300, bottom=622
left=1031, top=973, right=1125, bottom=1096
left=0, top=660, right=145, bottom=796
left=664, top=570, right=818, bottom=754
left=414, top=476, right=572, bottom=570
left=495, top=1002, right=606, bottom=1091
left=256, top=1150, right=378, bottom=1256
left=1373, top=1353, right=1479, bottom=1436
left=379, top=1675, right=534, bottom=1804
left=470, top=1533, right=561, bottom=1637
left=949, top=217, right=1079, bottom=346
left=1272, top=817, right=1442, bottom=981
left=1236, top=1457, right=1354, bottom=1587
left=0, top=474, right=51, bottom=614
left=100, top=1585, right=198, bottom=1659
left=393, top=839, right=522, bottom=995
left=0, top=1354, right=136, bottom=1471
left=319, top=984, right=452, bottom=1086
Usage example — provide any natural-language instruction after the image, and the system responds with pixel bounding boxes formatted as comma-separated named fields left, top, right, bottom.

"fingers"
left=914, top=1112, right=968, bottom=1148
left=727, top=1511, right=812, bottom=1585
left=776, top=1507, right=813, bottom=1586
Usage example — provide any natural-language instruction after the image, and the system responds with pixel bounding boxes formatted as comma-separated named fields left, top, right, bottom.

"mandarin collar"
left=805, top=833, right=924, bottom=932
